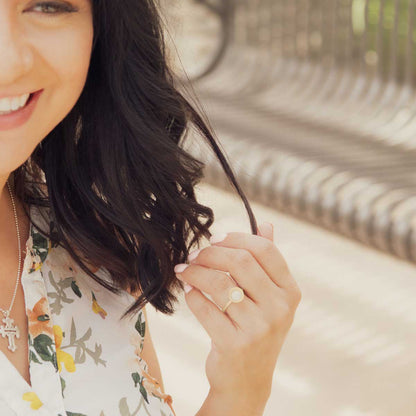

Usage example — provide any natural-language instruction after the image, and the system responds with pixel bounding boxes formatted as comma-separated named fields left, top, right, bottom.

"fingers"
left=176, top=263, right=260, bottom=329
left=187, top=245, right=281, bottom=303
left=205, top=232, right=298, bottom=291
left=173, top=227, right=301, bottom=353
left=182, top=285, right=239, bottom=350
left=257, top=222, right=274, bottom=241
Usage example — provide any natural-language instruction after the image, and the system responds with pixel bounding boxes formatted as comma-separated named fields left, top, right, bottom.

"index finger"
left=207, top=232, right=296, bottom=290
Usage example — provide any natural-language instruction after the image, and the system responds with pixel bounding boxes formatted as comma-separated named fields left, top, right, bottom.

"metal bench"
left=162, top=0, right=416, bottom=264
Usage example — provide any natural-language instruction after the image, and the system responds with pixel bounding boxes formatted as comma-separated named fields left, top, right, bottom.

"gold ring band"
left=220, top=286, right=245, bottom=313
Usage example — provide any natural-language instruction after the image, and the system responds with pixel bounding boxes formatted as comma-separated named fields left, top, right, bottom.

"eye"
left=29, top=1, right=78, bottom=15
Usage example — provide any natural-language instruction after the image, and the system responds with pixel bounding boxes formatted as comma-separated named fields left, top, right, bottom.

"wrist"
left=195, top=388, right=267, bottom=416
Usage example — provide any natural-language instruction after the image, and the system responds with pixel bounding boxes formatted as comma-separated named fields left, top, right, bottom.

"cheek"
left=46, top=26, right=93, bottom=84
left=41, top=25, right=93, bottom=106
left=0, top=24, right=94, bottom=176
left=31, top=23, right=94, bottom=135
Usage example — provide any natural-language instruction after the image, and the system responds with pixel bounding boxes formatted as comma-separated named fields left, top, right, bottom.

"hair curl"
left=13, top=0, right=258, bottom=320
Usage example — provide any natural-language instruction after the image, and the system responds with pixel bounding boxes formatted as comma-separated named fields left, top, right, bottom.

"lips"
left=27, top=90, right=43, bottom=105
left=0, top=90, right=39, bottom=114
left=0, top=88, right=43, bottom=131
left=27, top=93, right=34, bottom=105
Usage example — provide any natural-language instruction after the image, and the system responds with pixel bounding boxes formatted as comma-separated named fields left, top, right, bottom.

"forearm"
left=195, top=388, right=268, bottom=416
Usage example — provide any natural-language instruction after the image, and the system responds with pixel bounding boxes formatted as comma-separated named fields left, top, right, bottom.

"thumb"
left=257, top=222, right=274, bottom=242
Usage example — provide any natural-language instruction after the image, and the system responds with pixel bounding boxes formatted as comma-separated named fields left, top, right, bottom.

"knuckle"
left=287, top=280, right=302, bottom=306
left=192, top=296, right=217, bottom=320
left=260, top=239, right=276, bottom=257
left=233, top=249, right=253, bottom=268
left=213, top=273, right=233, bottom=293
left=271, top=302, right=293, bottom=328
left=292, top=285, right=302, bottom=304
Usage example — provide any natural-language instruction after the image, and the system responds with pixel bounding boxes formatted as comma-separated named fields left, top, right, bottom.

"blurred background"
left=145, top=1, right=416, bottom=415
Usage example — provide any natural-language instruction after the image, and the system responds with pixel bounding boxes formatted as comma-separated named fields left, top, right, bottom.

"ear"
left=257, top=222, right=274, bottom=242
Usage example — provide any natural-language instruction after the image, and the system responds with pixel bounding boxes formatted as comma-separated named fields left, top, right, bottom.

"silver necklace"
left=0, top=178, right=22, bottom=353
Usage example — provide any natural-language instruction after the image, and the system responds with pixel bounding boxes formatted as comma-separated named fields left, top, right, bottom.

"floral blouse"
left=0, top=204, right=176, bottom=416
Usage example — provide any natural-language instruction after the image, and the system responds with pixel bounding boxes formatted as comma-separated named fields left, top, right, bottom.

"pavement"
left=146, top=182, right=416, bottom=416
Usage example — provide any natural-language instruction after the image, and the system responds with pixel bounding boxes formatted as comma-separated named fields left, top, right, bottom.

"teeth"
left=0, top=93, right=31, bottom=113
left=19, top=94, right=29, bottom=107
left=11, top=97, right=20, bottom=111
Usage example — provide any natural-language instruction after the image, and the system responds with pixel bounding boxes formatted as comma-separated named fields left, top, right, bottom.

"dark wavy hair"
left=13, top=0, right=258, bottom=320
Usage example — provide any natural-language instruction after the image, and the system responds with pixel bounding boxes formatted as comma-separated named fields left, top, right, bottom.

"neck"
left=0, top=174, right=29, bottom=241
left=0, top=175, right=13, bottom=225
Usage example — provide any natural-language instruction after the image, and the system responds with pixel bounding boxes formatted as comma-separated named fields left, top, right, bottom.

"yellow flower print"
left=91, top=291, right=107, bottom=319
left=22, top=391, right=43, bottom=410
left=53, top=325, right=76, bottom=373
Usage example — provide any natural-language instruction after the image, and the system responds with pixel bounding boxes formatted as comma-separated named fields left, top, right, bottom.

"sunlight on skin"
left=0, top=0, right=94, bottom=215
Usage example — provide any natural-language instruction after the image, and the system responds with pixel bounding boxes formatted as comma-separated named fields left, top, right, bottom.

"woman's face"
left=0, top=0, right=93, bottom=177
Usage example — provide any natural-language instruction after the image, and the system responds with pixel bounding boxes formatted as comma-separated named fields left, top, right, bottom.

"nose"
left=0, top=12, right=33, bottom=86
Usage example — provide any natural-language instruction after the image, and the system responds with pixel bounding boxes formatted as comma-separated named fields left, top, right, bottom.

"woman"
left=0, top=1, right=301, bottom=415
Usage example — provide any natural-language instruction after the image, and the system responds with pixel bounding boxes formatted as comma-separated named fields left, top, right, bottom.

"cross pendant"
left=0, top=312, right=20, bottom=352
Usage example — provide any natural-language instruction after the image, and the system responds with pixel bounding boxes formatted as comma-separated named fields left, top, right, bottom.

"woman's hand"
left=174, top=222, right=302, bottom=414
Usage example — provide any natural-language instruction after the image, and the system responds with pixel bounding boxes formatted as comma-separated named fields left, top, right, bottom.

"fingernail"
left=209, top=233, right=227, bottom=244
left=184, top=282, right=193, bottom=293
left=261, top=222, right=273, bottom=234
left=174, top=263, right=189, bottom=273
left=187, top=248, right=201, bottom=262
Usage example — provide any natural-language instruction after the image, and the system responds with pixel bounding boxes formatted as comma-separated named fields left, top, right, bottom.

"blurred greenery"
left=183, top=0, right=416, bottom=85
left=352, top=0, right=414, bottom=84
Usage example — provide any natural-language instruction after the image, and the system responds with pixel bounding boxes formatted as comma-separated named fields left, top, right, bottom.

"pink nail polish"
left=174, top=263, right=189, bottom=273
left=184, top=283, right=193, bottom=293
left=187, top=248, right=201, bottom=262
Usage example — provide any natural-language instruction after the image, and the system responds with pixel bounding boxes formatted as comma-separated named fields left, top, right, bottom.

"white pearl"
left=231, top=289, right=243, bottom=301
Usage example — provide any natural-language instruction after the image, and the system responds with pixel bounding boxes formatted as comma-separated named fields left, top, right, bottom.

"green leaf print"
left=33, top=333, right=54, bottom=362
left=134, top=312, right=145, bottom=338
left=32, top=229, right=49, bottom=263
left=29, top=349, right=41, bottom=364
left=32, top=333, right=58, bottom=371
left=131, top=372, right=149, bottom=404
left=60, top=375, right=66, bottom=397
left=131, top=372, right=140, bottom=388
left=37, top=313, right=50, bottom=322
left=66, top=412, right=88, bottom=416
left=139, top=383, right=149, bottom=404
left=28, top=333, right=41, bottom=364
left=71, top=279, right=82, bottom=297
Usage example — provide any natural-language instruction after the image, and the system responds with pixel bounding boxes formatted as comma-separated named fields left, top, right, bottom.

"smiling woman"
left=0, top=0, right=300, bottom=415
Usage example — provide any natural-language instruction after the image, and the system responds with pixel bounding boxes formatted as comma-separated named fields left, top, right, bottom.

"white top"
left=0, top=204, right=176, bottom=416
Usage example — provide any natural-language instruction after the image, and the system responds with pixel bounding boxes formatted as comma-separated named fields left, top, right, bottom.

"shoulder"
left=125, top=289, right=165, bottom=393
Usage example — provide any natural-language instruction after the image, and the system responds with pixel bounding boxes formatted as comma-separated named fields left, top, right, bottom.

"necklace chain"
left=0, top=179, right=22, bottom=322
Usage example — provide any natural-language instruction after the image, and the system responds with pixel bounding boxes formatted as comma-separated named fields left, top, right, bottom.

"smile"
left=0, top=89, right=43, bottom=131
